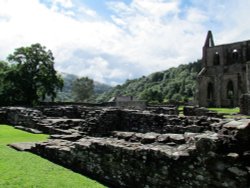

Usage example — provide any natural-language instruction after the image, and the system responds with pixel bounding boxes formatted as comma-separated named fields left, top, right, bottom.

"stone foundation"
left=183, top=106, right=222, bottom=117
left=0, top=106, right=250, bottom=188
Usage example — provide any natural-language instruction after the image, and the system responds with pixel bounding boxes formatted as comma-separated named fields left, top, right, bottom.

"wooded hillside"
left=95, top=60, right=202, bottom=103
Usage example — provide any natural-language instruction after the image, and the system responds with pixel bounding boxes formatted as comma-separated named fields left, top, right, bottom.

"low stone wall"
left=116, top=100, right=146, bottom=110
left=183, top=106, right=222, bottom=117
left=12, top=106, right=216, bottom=136
left=4, top=107, right=45, bottom=128
left=0, top=106, right=250, bottom=188
left=32, top=130, right=250, bottom=188
left=146, top=106, right=178, bottom=115
left=0, top=108, right=7, bottom=124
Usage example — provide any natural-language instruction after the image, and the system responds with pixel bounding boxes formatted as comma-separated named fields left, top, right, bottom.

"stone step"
left=8, top=142, right=37, bottom=151
left=111, top=131, right=220, bottom=146
left=14, top=126, right=43, bottom=134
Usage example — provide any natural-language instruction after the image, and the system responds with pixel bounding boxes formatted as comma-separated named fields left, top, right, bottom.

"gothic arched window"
left=213, top=52, right=220, bottom=65
left=207, top=82, right=214, bottom=100
left=227, top=80, right=234, bottom=99
left=232, top=49, right=239, bottom=62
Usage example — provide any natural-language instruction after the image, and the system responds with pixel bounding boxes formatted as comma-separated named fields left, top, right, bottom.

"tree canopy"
left=0, top=43, right=63, bottom=106
left=72, top=77, right=94, bottom=102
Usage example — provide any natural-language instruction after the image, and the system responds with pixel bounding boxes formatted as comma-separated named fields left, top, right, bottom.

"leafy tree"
left=171, top=93, right=182, bottom=102
left=0, top=61, right=9, bottom=71
left=140, top=89, right=163, bottom=103
left=6, top=43, right=63, bottom=105
left=151, top=72, right=164, bottom=82
left=0, top=61, right=10, bottom=105
left=0, top=61, right=9, bottom=84
left=72, top=77, right=94, bottom=102
left=0, top=61, right=25, bottom=105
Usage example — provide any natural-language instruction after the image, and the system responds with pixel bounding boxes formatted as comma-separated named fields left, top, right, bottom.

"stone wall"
left=32, top=134, right=250, bottom=188
left=0, top=106, right=250, bottom=188
left=197, top=31, right=250, bottom=107
left=115, top=100, right=146, bottom=110
left=183, top=106, right=222, bottom=118
left=146, top=106, right=178, bottom=115
left=240, top=94, right=250, bottom=115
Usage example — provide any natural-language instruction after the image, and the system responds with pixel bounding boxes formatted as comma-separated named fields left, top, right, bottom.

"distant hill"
left=95, top=60, right=202, bottom=103
left=56, top=73, right=112, bottom=102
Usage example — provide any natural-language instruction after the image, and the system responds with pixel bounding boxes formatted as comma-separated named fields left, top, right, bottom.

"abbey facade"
left=197, top=31, right=250, bottom=107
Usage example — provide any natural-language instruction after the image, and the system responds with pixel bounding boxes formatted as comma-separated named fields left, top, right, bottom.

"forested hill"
left=56, top=73, right=112, bottom=102
left=96, top=60, right=202, bottom=103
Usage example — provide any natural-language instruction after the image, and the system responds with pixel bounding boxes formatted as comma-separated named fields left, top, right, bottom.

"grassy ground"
left=0, top=125, right=105, bottom=188
left=178, top=106, right=250, bottom=118
left=208, top=107, right=240, bottom=115
left=208, top=107, right=250, bottom=118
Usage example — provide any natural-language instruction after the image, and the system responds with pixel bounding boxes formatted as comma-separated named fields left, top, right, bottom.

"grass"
left=208, top=107, right=240, bottom=115
left=178, top=106, right=184, bottom=111
left=208, top=107, right=250, bottom=119
left=179, top=106, right=250, bottom=118
left=0, top=125, right=105, bottom=188
left=178, top=106, right=184, bottom=116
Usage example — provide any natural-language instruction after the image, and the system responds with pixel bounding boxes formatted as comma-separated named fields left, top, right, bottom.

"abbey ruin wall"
left=197, top=31, right=250, bottom=108
left=1, top=106, right=250, bottom=188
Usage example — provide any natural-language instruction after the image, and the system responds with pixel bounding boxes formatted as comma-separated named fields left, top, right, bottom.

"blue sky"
left=0, top=0, right=250, bottom=85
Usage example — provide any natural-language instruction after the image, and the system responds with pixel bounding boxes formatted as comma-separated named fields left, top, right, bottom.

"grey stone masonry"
left=0, top=106, right=250, bottom=188
left=197, top=31, right=250, bottom=107
left=240, top=94, right=250, bottom=115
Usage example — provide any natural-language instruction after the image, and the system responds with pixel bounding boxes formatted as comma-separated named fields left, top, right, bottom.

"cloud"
left=0, top=0, right=250, bottom=85
left=51, top=0, right=74, bottom=8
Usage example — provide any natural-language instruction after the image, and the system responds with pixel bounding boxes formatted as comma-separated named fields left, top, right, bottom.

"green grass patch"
left=178, top=106, right=184, bottom=111
left=0, top=125, right=105, bottom=188
left=208, top=107, right=250, bottom=119
left=208, top=107, right=240, bottom=115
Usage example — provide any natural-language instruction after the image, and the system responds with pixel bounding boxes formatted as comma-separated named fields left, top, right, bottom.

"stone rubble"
left=0, top=105, right=249, bottom=188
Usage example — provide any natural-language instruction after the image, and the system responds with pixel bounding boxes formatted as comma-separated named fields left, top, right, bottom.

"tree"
left=0, top=61, right=10, bottom=105
left=72, top=77, right=94, bottom=102
left=151, top=72, right=164, bottom=82
left=140, top=89, right=163, bottom=104
left=6, top=43, right=63, bottom=105
left=0, top=61, right=9, bottom=84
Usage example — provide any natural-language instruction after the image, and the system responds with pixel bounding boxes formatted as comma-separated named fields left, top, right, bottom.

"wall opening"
left=227, top=80, right=234, bottom=99
left=213, top=52, right=220, bottom=65
left=207, top=82, right=214, bottom=106
left=232, top=49, right=239, bottom=63
left=227, top=80, right=234, bottom=107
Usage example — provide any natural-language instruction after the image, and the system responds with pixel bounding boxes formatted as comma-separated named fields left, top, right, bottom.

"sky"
left=0, top=0, right=250, bottom=85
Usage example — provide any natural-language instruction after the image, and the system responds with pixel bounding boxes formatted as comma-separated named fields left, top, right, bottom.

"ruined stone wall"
left=197, top=31, right=250, bottom=107
left=32, top=135, right=250, bottom=188
left=0, top=106, right=250, bottom=188
left=115, top=100, right=146, bottom=110
left=3, top=107, right=45, bottom=128
left=240, top=94, right=250, bottom=115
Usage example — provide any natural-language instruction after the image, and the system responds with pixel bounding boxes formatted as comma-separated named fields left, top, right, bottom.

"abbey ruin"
left=197, top=31, right=250, bottom=108
left=1, top=105, right=250, bottom=187
left=1, top=32, right=250, bottom=188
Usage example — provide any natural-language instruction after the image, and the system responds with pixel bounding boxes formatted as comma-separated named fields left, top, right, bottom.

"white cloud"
left=0, top=0, right=250, bottom=85
left=51, top=0, right=74, bottom=8
left=133, top=0, right=180, bottom=16
left=77, top=6, right=98, bottom=18
left=81, top=57, right=129, bottom=84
